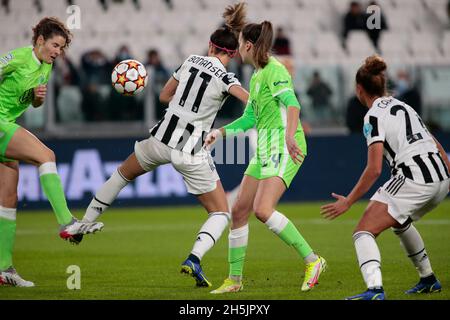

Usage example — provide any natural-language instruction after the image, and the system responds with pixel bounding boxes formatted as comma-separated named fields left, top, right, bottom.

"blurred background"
left=0, top=0, right=449, bottom=208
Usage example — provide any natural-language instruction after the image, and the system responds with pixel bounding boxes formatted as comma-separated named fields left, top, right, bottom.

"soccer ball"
left=111, top=59, right=148, bottom=96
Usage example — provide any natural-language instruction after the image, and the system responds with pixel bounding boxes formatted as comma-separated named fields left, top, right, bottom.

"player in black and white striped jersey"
left=150, top=53, right=242, bottom=155
left=82, top=3, right=249, bottom=288
left=321, top=55, right=449, bottom=300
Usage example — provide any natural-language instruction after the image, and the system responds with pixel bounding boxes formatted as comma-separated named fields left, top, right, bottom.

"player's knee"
left=253, top=204, right=272, bottom=222
left=353, top=225, right=380, bottom=238
left=37, top=148, right=56, bottom=165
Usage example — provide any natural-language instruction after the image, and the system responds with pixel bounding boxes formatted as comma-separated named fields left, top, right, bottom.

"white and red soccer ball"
left=111, top=59, right=148, bottom=96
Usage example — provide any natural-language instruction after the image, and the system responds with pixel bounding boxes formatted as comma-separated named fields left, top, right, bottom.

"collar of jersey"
left=31, top=47, right=42, bottom=66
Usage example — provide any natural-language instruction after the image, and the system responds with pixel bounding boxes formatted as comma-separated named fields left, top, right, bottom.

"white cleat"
left=59, top=219, right=104, bottom=244
left=0, top=268, right=34, bottom=287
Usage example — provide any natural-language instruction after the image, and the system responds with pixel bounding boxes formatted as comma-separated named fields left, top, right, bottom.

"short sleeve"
left=0, top=51, right=19, bottom=81
left=363, top=114, right=386, bottom=146
left=221, top=72, right=241, bottom=92
left=267, top=65, right=294, bottom=97
left=172, top=63, right=183, bottom=81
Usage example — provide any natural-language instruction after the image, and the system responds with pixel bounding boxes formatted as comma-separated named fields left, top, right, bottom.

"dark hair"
left=241, top=21, right=273, bottom=68
left=356, top=55, right=387, bottom=97
left=210, top=2, right=247, bottom=57
left=32, top=17, right=72, bottom=50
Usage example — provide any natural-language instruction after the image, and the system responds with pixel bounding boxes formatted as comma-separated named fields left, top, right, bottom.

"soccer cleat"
left=405, top=278, right=442, bottom=294
left=59, top=219, right=104, bottom=244
left=180, top=259, right=212, bottom=287
left=210, top=278, right=243, bottom=294
left=301, top=256, right=327, bottom=291
left=0, top=268, right=34, bottom=287
left=345, top=288, right=385, bottom=300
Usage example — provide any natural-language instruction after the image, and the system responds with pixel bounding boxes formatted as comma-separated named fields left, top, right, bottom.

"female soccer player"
left=82, top=3, right=249, bottom=288
left=321, top=55, right=450, bottom=300
left=0, top=17, right=103, bottom=287
left=206, top=21, right=326, bottom=294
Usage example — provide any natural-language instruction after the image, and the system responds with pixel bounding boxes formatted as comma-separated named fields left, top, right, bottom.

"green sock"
left=40, top=173, right=73, bottom=225
left=229, top=246, right=247, bottom=278
left=0, top=217, right=16, bottom=271
left=278, top=221, right=313, bottom=259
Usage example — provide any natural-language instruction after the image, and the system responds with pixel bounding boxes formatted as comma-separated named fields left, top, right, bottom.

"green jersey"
left=224, top=57, right=307, bottom=187
left=0, top=46, right=52, bottom=122
left=226, top=57, right=305, bottom=157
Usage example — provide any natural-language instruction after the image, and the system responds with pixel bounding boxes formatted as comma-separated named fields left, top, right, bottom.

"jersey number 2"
left=179, top=67, right=212, bottom=113
left=390, top=105, right=424, bottom=144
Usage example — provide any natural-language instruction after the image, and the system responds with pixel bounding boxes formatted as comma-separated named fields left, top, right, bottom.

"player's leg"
left=0, top=161, right=33, bottom=287
left=210, top=175, right=258, bottom=293
left=83, top=153, right=146, bottom=222
left=5, top=126, right=72, bottom=225
left=5, top=126, right=102, bottom=242
left=394, top=180, right=449, bottom=294
left=253, top=176, right=326, bottom=292
left=392, top=221, right=441, bottom=294
left=346, top=200, right=402, bottom=300
left=83, top=138, right=165, bottom=222
left=181, top=180, right=230, bottom=287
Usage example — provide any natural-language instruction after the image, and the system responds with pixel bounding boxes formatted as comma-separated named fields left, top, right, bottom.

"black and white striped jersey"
left=150, top=54, right=240, bottom=155
left=363, top=96, right=450, bottom=184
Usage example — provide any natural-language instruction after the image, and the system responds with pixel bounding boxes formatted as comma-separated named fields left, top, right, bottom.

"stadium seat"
left=379, top=32, right=412, bottom=64
left=346, top=31, right=377, bottom=61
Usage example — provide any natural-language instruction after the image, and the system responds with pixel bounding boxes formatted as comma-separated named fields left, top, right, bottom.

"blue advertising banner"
left=16, top=133, right=450, bottom=210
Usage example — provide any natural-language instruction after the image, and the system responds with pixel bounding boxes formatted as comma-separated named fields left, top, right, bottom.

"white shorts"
left=371, top=176, right=450, bottom=224
left=134, top=136, right=220, bottom=195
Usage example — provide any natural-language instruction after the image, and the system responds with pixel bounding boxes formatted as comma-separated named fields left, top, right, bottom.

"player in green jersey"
left=206, top=20, right=327, bottom=294
left=0, top=17, right=103, bottom=287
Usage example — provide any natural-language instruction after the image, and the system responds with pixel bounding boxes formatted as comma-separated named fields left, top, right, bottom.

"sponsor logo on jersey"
left=363, top=123, right=373, bottom=138
left=273, top=80, right=288, bottom=86
left=19, top=88, right=34, bottom=104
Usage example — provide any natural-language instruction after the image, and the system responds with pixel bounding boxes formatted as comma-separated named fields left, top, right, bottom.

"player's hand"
left=204, top=129, right=222, bottom=149
left=286, top=135, right=304, bottom=165
left=33, top=85, right=47, bottom=106
left=320, top=193, right=351, bottom=220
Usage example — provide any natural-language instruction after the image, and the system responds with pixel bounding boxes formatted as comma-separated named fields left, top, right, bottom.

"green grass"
left=1, top=200, right=449, bottom=300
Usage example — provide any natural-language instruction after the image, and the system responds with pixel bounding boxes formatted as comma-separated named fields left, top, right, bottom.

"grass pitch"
left=1, top=200, right=449, bottom=300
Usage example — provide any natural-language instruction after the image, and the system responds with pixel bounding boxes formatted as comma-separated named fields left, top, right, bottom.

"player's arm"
left=204, top=101, right=255, bottom=147
left=159, top=76, right=178, bottom=105
left=277, top=90, right=304, bottom=164
left=0, top=51, right=20, bottom=82
left=432, top=135, right=450, bottom=172
left=32, top=85, right=47, bottom=107
left=228, top=85, right=249, bottom=105
left=321, top=142, right=384, bottom=219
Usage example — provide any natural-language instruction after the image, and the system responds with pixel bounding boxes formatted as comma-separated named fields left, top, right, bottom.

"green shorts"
left=244, top=132, right=307, bottom=188
left=0, top=120, right=19, bottom=162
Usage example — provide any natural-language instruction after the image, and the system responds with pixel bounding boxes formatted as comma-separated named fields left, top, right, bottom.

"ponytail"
left=242, top=21, right=273, bottom=68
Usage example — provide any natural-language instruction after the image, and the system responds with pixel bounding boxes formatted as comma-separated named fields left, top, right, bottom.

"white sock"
left=393, top=223, right=433, bottom=278
left=264, top=210, right=289, bottom=233
left=82, top=169, right=130, bottom=222
left=0, top=206, right=16, bottom=221
left=353, top=231, right=383, bottom=289
left=38, top=162, right=58, bottom=176
left=191, top=212, right=230, bottom=260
